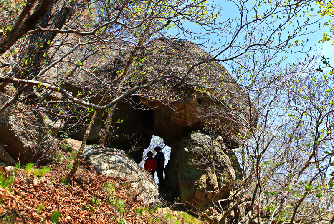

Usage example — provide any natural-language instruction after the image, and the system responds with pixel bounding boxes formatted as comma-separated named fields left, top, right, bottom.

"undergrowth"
left=0, top=155, right=206, bottom=223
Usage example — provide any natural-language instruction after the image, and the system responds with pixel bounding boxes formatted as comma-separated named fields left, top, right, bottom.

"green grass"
left=117, top=219, right=126, bottom=224
left=55, top=153, right=65, bottom=162
left=60, top=176, right=67, bottom=185
left=148, top=206, right=159, bottom=214
left=0, top=213, right=17, bottom=223
left=103, top=182, right=116, bottom=204
left=66, top=162, right=72, bottom=171
left=32, top=167, right=51, bottom=177
left=116, top=199, right=125, bottom=214
left=0, top=171, right=14, bottom=189
left=104, top=182, right=116, bottom=193
left=24, top=163, right=34, bottom=173
left=14, top=162, right=20, bottom=171
left=181, top=212, right=200, bottom=224
left=81, top=203, right=89, bottom=210
left=89, top=197, right=100, bottom=207
left=16, top=163, right=51, bottom=178
left=147, top=217, right=161, bottom=223
left=122, top=182, right=130, bottom=189
left=165, top=212, right=173, bottom=220
left=37, top=204, right=45, bottom=215
left=135, top=207, right=145, bottom=216
left=51, top=210, right=61, bottom=223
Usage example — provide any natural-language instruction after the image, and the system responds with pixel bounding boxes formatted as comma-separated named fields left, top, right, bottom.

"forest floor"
left=0, top=151, right=205, bottom=223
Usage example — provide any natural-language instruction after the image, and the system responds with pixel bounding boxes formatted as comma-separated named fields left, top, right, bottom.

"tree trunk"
left=67, top=110, right=96, bottom=182
left=99, top=104, right=117, bottom=147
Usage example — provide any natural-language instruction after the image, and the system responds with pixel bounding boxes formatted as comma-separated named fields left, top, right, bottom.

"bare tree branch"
left=0, top=74, right=181, bottom=112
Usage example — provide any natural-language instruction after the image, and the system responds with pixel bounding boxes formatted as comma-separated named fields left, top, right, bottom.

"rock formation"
left=2, top=38, right=256, bottom=211
left=0, top=93, right=57, bottom=164
left=164, top=131, right=242, bottom=210
left=76, top=38, right=257, bottom=210
left=56, top=38, right=256, bottom=149
left=0, top=143, right=15, bottom=165
left=107, top=39, right=257, bottom=211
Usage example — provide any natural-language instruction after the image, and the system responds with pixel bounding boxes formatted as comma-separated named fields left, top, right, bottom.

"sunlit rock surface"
left=83, top=145, right=159, bottom=205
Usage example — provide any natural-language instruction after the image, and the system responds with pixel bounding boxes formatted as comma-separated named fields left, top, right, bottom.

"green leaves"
left=0, top=171, right=14, bottom=189
left=330, top=98, right=334, bottom=106
left=317, top=1, right=334, bottom=43
left=264, top=190, right=278, bottom=197
left=305, top=184, right=312, bottom=191
left=51, top=210, right=61, bottom=224
left=37, top=204, right=45, bottom=215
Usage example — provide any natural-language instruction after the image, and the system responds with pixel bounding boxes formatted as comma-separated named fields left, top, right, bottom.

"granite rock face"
left=164, top=131, right=242, bottom=210
left=11, top=37, right=256, bottom=211
left=0, top=93, right=57, bottom=164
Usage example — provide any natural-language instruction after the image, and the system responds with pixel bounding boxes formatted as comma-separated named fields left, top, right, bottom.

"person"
left=154, top=146, right=165, bottom=186
left=144, top=151, right=157, bottom=178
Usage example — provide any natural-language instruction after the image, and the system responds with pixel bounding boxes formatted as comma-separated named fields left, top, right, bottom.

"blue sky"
left=321, top=41, right=334, bottom=64
left=167, top=0, right=334, bottom=68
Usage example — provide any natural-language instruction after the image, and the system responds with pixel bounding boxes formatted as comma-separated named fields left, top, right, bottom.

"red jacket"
left=144, top=158, right=157, bottom=171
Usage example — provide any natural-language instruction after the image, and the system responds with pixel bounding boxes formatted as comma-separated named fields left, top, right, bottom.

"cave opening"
left=139, top=135, right=171, bottom=185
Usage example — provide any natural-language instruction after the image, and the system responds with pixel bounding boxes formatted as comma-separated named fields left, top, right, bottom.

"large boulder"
left=83, top=145, right=159, bottom=205
left=54, top=38, right=256, bottom=149
left=0, top=93, right=57, bottom=164
left=164, top=131, right=242, bottom=210
left=89, top=38, right=255, bottom=210
left=35, top=37, right=256, bottom=211
left=131, top=38, right=257, bottom=147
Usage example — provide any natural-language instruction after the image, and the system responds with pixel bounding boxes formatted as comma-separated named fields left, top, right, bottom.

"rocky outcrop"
left=87, top=38, right=255, bottom=211
left=83, top=145, right=159, bottom=205
left=56, top=38, right=256, bottom=149
left=164, top=131, right=242, bottom=210
left=131, top=38, right=257, bottom=147
left=0, top=93, right=57, bottom=164
left=33, top=37, right=256, bottom=211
